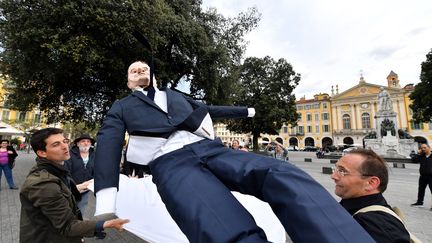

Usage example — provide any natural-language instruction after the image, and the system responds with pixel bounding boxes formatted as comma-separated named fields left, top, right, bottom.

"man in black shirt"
left=411, top=143, right=432, bottom=209
left=331, top=149, right=410, bottom=242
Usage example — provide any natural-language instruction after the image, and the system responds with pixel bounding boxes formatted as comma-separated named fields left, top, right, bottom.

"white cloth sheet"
left=89, top=174, right=285, bottom=243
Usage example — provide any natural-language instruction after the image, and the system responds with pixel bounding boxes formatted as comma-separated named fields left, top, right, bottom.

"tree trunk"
left=252, top=132, right=260, bottom=152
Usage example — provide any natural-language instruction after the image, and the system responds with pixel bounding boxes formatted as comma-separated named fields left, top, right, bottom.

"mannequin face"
left=127, top=61, right=150, bottom=90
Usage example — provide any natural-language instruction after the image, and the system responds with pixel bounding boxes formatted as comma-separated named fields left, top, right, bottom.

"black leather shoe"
left=410, top=202, right=423, bottom=207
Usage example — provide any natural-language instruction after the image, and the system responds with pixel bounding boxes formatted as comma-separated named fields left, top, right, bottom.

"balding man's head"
left=127, top=61, right=150, bottom=90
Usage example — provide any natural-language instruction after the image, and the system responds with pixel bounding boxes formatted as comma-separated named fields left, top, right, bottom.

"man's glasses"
left=332, top=166, right=372, bottom=177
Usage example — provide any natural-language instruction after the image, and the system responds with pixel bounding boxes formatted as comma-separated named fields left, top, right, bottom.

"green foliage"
left=6, top=119, right=39, bottom=133
left=62, top=121, right=100, bottom=140
left=225, top=56, right=300, bottom=150
left=409, top=49, right=432, bottom=122
left=0, top=0, right=260, bottom=124
left=10, top=137, right=21, bottom=146
left=5, top=119, right=37, bottom=149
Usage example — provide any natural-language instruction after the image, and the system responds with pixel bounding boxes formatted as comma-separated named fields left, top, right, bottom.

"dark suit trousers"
left=149, top=139, right=374, bottom=243
left=416, top=174, right=432, bottom=203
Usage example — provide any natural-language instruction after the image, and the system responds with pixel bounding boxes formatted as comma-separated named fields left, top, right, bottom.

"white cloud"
left=203, top=0, right=432, bottom=98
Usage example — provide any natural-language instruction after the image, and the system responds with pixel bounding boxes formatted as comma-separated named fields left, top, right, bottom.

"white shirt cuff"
left=247, top=108, right=256, bottom=117
left=95, top=187, right=117, bottom=216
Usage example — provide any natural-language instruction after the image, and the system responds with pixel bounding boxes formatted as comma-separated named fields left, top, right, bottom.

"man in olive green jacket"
left=20, top=128, right=129, bottom=243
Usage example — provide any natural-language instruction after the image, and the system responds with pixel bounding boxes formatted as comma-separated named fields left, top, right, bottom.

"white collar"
left=133, top=86, right=160, bottom=93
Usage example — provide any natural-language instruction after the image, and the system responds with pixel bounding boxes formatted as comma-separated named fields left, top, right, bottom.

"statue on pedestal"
left=378, top=87, right=393, bottom=111
left=398, top=129, right=413, bottom=139
left=380, top=118, right=396, bottom=137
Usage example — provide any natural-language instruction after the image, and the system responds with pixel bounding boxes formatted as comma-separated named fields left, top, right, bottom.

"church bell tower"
left=387, top=70, right=400, bottom=88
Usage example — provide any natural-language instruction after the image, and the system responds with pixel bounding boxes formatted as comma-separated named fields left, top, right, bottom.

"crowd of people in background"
left=224, top=139, right=250, bottom=152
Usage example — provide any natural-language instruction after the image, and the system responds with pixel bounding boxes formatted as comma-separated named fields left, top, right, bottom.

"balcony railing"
left=289, top=132, right=304, bottom=136
left=333, top=129, right=373, bottom=135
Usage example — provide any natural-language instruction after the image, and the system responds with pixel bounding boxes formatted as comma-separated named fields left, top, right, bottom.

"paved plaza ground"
left=1, top=151, right=431, bottom=242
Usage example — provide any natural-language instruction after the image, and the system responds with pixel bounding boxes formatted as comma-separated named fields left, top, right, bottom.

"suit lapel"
left=163, top=87, right=174, bottom=114
left=163, top=88, right=188, bottom=116
left=131, top=90, right=165, bottom=113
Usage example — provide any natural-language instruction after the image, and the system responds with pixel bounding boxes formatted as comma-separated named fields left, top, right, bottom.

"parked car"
left=303, top=146, right=319, bottom=152
left=287, top=146, right=299, bottom=151
left=342, top=146, right=362, bottom=155
left=323, top=145, right=337, bottom=152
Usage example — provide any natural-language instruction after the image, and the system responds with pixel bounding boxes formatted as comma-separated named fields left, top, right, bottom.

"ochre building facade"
left=262, top=71, right=432, bottom=148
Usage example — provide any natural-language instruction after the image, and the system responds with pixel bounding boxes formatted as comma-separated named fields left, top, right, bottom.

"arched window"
left=18, top=112, right=26, bottom=122
left=362, top=113, right=371, bottom=128
left=343, top=114, right=351, bottom=129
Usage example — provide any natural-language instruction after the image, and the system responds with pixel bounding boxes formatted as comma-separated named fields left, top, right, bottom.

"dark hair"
left=31, top=128, right=64, bottom=153
left=348, top=149, right=389, bottom=192
left=420, top=143, right=430, bottom=148
left=1, top=139, right=9, bottom=144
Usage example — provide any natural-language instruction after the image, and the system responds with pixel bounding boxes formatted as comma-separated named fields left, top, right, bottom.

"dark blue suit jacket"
left=94, top=87, right=249, bottom=193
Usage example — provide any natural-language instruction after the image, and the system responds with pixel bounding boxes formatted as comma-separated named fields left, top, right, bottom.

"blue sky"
left=202, top=0, right=432, bottom=99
